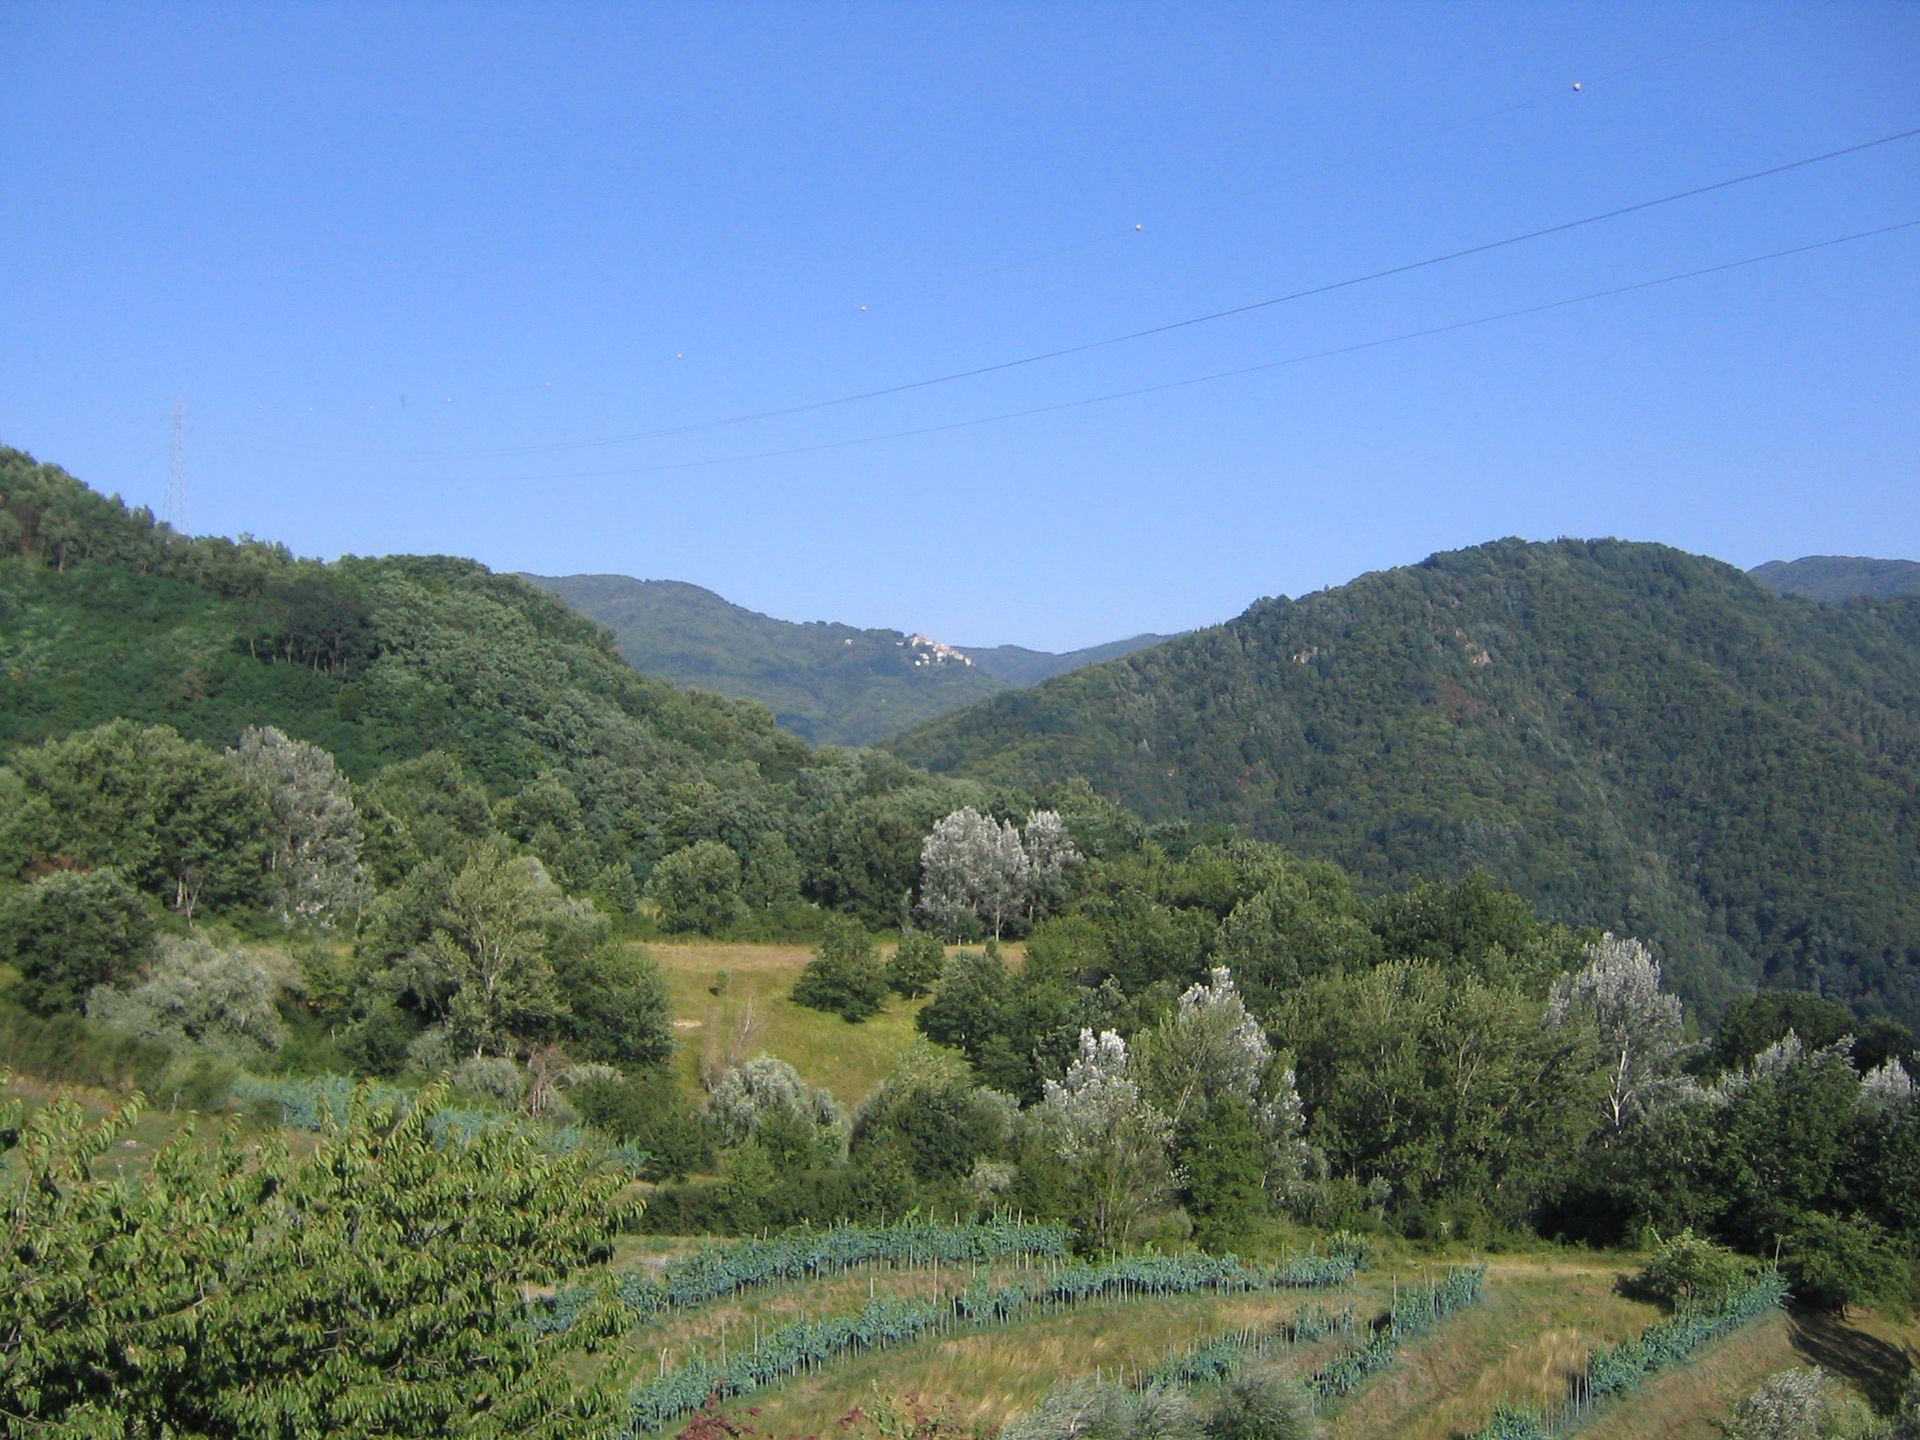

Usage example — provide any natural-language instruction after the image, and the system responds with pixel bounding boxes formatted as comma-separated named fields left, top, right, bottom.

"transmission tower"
left=164, top=401, right=188, bottom=535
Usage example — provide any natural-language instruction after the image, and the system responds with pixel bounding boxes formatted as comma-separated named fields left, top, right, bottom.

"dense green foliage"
left=0, top=868, right=153, bottom=1015
left=0, top=1079, right=634, bottom=1437
left=892, top=539, right=1920, bottom=1026
left=0, top=449, right=992, bottom=929
left=524, top=572, right=1173, bottom=747
left=791, top=915, right=888, bottom=1021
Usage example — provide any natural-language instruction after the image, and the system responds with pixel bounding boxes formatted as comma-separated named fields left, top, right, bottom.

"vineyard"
left=558, top=1222, right=1918, bottom=1440
left=551, top=1218, right=1527, bottom=1437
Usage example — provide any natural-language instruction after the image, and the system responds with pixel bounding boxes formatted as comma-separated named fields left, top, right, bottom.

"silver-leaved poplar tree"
left=226, top=724, right=371, bottom=929
left=1545, top=933, right=1689, bottom=1132
left=1034, top=1029, right=1176, bottom=1249
left=917, top=806, right=1079, bottom=939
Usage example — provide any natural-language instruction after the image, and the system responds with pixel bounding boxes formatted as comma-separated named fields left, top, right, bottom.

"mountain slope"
left=890, top=538, right=1920, bottom=1024
left=524, top=572, right=1172, bottom=746
left=0, top=448, right=984, bottom=915
left=1749, top=555, right=1920, bottom=603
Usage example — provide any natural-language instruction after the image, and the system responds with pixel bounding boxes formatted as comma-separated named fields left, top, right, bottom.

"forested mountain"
left=1749, top=554, right=1920, bottom=603
left=890, top=538, right=1920, bottom=1026
left=525, top=571, right=1173, bottom=746
left=0, top=448, right=987, bottom=918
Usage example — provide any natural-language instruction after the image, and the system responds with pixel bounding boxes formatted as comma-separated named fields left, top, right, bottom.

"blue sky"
left=3, top=2, right=1916, bottom=650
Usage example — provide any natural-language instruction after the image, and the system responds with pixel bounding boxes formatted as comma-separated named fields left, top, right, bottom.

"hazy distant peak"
left=1748, top=556, right=1920, bottom=603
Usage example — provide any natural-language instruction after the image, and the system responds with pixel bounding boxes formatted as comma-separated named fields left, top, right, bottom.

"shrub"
left=1725, top=1366, right=1830, bottom=1440
left=1781, top=1212, right=1893, bottom=1315
left=1206, top=1363, right=1320, bottom=1440
left=886, top=931, right=944, bottom=998
left=0, top=869, right=154, bottom=1016
left=792, top=915, right=888, bottom=1022
left=0, top=1005, right=170, bottom=1092
left=573, top=1068, right=713, bottom=1181
left=87, top=933, right=288, bottom=1063
left=1631, top=1228, right=1753, bottom=1307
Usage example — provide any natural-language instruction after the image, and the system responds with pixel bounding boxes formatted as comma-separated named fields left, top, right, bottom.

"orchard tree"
left=0, top=1079, right=633, bottom=1437
left=1545, top=934, right=1690, bottom=1132
left=226, top=725, right=371, bottom=928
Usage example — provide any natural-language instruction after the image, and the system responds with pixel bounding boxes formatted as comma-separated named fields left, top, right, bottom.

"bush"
left=792, top=916, right=888, bottom=1022
left=1206, top=1363, right=1320, bottom=1440
left=573, top=1069, right=713, bottom=1181
left=1631, top=1228, right=1754, bottom=1307
left=1781, top=1212, right=1893, bottom=1315
left=86, top=933, right=288, bottom=1063
left=886, top=931, right=944, bottom=998
left=1725, top=1366, right=1830, bottom=1440
left=0, top=869, right=155, bottom=1016
left=0, top=1005, right=170, bottom=1092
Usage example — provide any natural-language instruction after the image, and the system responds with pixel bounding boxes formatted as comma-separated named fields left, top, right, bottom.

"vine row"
left=620, top=1237, right=1372, bottom=1433
left=1460, top=1270, right=1789, bottom=1439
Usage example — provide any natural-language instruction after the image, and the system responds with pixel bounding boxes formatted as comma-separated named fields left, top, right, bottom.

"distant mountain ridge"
left=889, top=538, right=1920, bottom=1027
left=523, top=572, right=1175, bottom=747
left=1748, top=555, right=1920, bottom=603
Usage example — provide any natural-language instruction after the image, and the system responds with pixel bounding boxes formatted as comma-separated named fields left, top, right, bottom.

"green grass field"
left=644, top=938, right=954, bottom=1107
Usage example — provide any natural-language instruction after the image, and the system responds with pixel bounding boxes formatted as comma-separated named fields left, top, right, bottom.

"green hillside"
left=522, top=572, right=1010, bottom=745
left=890, top=538, right=1920, bottom=1025
left=1749, top=554, right=1920, bottom=603
left=0, top=448, right=984, bottom=915
left=524, top=571, right=1174, bottom=746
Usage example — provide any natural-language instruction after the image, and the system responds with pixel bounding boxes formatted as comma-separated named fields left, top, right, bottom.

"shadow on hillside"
left=1788, top=1310, right=1915, bottom=1412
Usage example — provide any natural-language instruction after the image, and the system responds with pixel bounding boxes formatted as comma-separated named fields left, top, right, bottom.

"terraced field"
left=571, top=1227, right=1914, bottom=1440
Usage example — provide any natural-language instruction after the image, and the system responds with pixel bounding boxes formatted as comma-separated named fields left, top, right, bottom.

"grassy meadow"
left=643, top=937, right=1013, bottom=1105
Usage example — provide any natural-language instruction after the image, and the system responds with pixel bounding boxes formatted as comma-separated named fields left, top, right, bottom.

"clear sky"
left=3, top=2, right=1916, bottom=650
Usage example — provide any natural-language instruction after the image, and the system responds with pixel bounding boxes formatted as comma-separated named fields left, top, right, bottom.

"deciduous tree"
left=0, top=1079, right=633, bottom=1438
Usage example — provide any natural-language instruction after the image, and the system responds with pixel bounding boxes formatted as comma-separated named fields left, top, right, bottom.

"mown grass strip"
left=1459, top=1271, right=1789, bottom=1438
left=1312, top=1265, right=1489, bottom=1401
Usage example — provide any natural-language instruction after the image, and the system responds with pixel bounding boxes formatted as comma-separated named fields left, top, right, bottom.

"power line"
left=418, top=218, right=1916, bottom=485
left=433, top=123, right=1920, bottom=461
